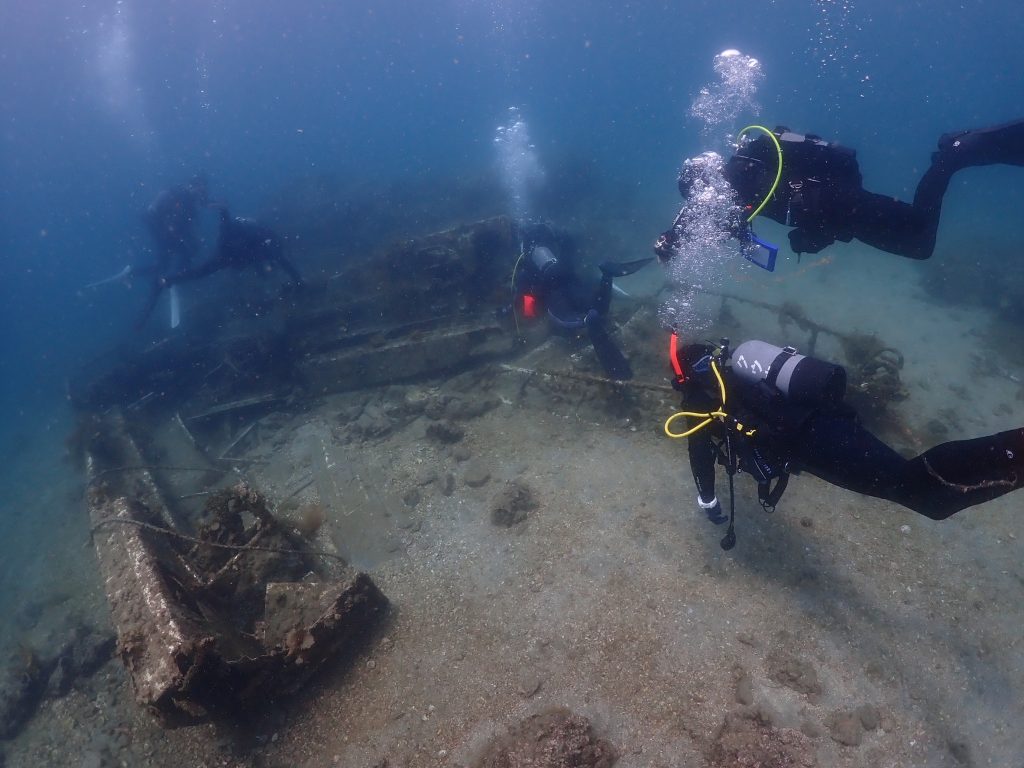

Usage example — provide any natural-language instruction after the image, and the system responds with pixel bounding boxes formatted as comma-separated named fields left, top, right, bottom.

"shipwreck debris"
left=85, top=413, right=388, bottom=727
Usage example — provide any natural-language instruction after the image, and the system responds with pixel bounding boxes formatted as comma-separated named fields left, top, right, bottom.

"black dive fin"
left=598, top=257, right=654, bottom=278
left=587, top=322, right=632, bottom=380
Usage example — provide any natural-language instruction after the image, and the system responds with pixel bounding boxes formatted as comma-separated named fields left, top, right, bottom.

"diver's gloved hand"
left=697, top=495, right=728, bottom=525
left=788, top=227, right=835, bottom=255
left=654, top=229, right=680, bottom=261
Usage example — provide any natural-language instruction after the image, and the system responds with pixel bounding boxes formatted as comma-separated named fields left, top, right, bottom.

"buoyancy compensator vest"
left=725, top=127, right=863, bottom=231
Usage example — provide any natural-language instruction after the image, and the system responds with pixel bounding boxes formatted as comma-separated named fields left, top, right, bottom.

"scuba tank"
left=731, top=340, right=846, bottom=407
left=529, top=245, right=559, bottom=276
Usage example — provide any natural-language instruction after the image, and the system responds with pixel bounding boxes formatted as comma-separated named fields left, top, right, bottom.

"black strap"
left=765, top=347, right=796, bottom=389
left=757, top=472, right=790, bottom=512
left=721, top=434, right=737, bottom=551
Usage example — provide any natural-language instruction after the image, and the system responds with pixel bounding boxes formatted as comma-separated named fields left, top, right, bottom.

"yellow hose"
left=736, top=125, right=784, bottom=222
left=664, top=360, right=729, bottom=439
left=510, top=249, right=525, bottom=338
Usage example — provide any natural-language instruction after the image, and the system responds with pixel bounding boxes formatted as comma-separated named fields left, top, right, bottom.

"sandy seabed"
left=3, top=240, right=1024, bottom=768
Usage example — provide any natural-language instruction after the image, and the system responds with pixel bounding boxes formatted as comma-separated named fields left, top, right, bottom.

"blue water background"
left=1, top=0, right=1023, bottom=611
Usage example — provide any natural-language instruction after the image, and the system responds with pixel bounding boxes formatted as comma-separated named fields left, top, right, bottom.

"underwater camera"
left=730, top=340, right=846, bottom=406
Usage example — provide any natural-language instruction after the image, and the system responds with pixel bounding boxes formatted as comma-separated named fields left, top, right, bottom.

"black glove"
left=788, top=227, right=836, bottom=255
left=654, top=229, right=679, bottom=261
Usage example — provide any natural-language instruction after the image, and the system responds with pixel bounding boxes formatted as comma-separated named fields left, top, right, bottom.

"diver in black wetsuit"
left=666, top=337, right=1024, bottom=546
left=655, top=119, right=1024, bottom=261
left=130, top=174, right=210, bottom=327
left=168, top=206, right=303, bottom=288
left=512, top=223, right=652, bottom=380
left=145, top=174, right=209, bottom=272
left=134, top=204, right=302, bottom=328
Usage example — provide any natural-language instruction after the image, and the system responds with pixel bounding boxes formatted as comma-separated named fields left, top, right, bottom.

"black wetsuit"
left=169, top=208, right=303, bottom=287
left=135, top=184, right=206, bottom=326
left=515, top=225, right=648, bottom=380
left=721, top=119, right=1024, bottom=260
left=678, top=344, right=1024, bottom=520
left=144, top=185, right=205, bottom=272
left=517, top=257, right=613, bottom=331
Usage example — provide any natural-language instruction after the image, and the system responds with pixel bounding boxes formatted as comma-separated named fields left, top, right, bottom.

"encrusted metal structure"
left=85, top=414, right=387, bottom=726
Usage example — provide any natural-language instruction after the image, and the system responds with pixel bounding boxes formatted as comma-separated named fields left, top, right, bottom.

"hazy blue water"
left=2, top=0, right=1023, bottom=443
left=2, top=0, right=1024, bottom=704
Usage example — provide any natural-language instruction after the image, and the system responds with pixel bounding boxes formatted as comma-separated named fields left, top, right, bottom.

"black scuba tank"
left=529, top=245, right=558, bottom=275
left=730, top=340, right=846, bottom=407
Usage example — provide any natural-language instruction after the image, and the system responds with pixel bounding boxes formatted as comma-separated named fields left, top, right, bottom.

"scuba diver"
left=132, top=204, right=302, bottom=329
left=665, top=335, right=1024, bottom=549
left=165, top=205, right=303, bottom=290
left=655, top=118, right=1024, bottom=261
left=511, top=222, right=652, bottom=380
left=134, top=174, right=211, bottom=327
left=145, top=173, right=209, bottom=272
left=86, top=174, right=210, bottom=328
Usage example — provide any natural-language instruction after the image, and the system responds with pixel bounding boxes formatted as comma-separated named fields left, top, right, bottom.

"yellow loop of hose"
left=663, top=361, right=730, bottom=439
left=665, top=411, right=724, bottom=439
left=736, top=125, right=784, bottom=222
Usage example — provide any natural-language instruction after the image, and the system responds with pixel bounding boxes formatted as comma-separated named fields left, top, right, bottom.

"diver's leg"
left=585, top=321, right=632, bottom=380
left=848, top=190, right=935, bottom=260
left=794, top=412, right=909, bottom=503
left=688, top=428, right=727, bottom=523
left=593, top=259, right=654, bottom=311
left=907, top=119, right=1024, bottom=257
left=799, top=414, right=1024, bottom=519
left=545, top=287, right=586, bottom=330
left=173, top=235, right=201, bottom=272
left=544, top=283, right=632, bottom=379
left=593, top=274, right=614, bottom=316
left=913, top=121, right=1024, bottom=211
left=134, top=278, right=166, bottom=329
left=931, top=119, right=1024, bottom=173
left=897, top=428, right=1024, bottom=520
left=132, top=243, right=173, bottom=279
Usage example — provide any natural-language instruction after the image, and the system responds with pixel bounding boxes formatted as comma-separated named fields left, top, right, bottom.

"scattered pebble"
left=829, top=710, right=863, bottom=746
left=856, top=703, right=881, bottom=731
left=735, top=673, right=754, bottom=705
left=463, top=460, right=491, bottom=488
